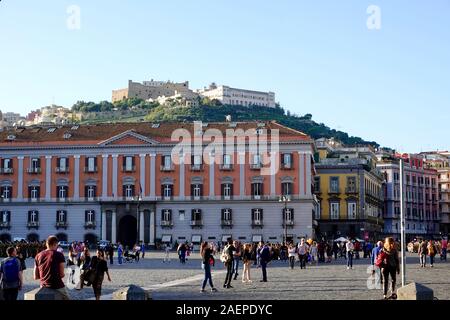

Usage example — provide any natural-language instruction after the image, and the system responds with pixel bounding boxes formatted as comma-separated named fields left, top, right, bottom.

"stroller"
left=124, top=250, right=136, bottom=263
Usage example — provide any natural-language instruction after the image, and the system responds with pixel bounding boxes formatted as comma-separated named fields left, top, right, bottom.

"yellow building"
left=314, top=139, right=384, bottom=241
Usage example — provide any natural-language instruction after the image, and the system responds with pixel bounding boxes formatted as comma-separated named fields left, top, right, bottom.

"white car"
left=58, top=241, right=70, bottom=248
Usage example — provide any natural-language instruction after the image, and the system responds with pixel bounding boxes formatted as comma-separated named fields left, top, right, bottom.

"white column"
left=179, top=153, right=185, bottom=200
left=45, top=156, right=52, bottom=201
left=209, top=152, right=215, bottom=198
left=112, top=154, right=118, bottom=198
left=139, top=154, right=146, bottom=196
left=102, top=154, right=109, bottom=199
left=101, top=211, right=107, bottom=240
left=139, top=211, right=145, bottom=242
left=298, top=152, right=305, bottom=196
left=149, top=211, right=155, bottom=245
left=150, top=154, right=156, bottom=199
left=239, top=152, right=246, bottom=197
left=73, top=155, right=80, bottom=200
left=305, top=153, right=312, bottom=196
left=270, top=152, right=276, bottom=196
left=111, top=210, right=117, bottom=244
left=17, top=156, right=24, bottom=200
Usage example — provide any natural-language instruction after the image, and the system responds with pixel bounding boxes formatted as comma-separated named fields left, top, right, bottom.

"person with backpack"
left=221, top=239, right=235, bottom=288
left=427, top=240, right=437, bottom=267
left=89, top=249, right=111, bottom=300
left=375, top=237, right=400, bottom=300
left=200, top=242, right=217, bottom=293
left=418, top=240, right=428, bottom=268
left=0, top=247, right=23, bottom=301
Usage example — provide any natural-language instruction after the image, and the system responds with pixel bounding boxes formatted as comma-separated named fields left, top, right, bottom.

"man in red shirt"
left=34, top=235, right=69, bottom=300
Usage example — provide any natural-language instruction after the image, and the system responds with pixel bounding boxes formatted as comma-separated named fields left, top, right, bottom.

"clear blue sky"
left=0, top=0, right=449, bottom=153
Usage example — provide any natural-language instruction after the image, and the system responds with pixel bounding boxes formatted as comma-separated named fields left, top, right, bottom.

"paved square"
left=17, top=252, right=450, bottom=300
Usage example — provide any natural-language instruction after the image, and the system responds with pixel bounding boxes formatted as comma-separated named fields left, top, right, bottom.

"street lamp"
left=279, top=195, right=291, bottom=245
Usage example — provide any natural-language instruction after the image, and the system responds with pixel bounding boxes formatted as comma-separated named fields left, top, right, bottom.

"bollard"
left=112, top=285, right=150, bottom=300
left=397, top=282, right=434, bottom=300
left=24, top=287, right=69, bottom=300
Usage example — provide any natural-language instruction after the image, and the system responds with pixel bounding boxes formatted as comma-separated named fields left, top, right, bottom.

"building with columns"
left=0, top=121, right=316, bottom=247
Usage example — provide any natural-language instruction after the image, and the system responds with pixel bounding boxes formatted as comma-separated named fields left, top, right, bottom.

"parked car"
left=13, top=237, right=28, bottom=243
left=98, top=240, right=113, bottom=250
left=58, top=241, right=70, bottom=249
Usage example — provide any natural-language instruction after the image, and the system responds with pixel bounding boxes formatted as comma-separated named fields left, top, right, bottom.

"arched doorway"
left=84, top=233, right=98, bottom=249
left=0, top=233, right=11, bottom=242
left=56, top=233, right=68, bottom=242
left=118, top=215, right=137, bottom=249
left=27, top=233, right=40, bottom=242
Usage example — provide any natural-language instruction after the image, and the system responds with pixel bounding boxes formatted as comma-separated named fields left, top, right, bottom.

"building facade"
left=198, top=83, right=276, bottom=108
left=314, top=139, right=384, bottom=241
left=376, top=151, right=440, bottom=240
left=0, top=121, right=315, bottom=247
left=421, top=151, right=450, bottom=236
left=112, top=79, right=192, bottom=103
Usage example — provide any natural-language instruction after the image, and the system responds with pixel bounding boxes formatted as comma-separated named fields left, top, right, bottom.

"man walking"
left=441, top=237, right=447, bottom=261
left=34, top=235, right=69, bottom=300
left=117, top=242, right=123, bottom=265
left=232, top=241, right=241, bottom=280
left=108, top=244, right=114, bottom=265
left=259, top=241, right=271, bottom=282
left=346, top=238, right=354, bottom=270
left=0, top=247, right=23, bottom=301
left=418, top=240, right=427, bottom=267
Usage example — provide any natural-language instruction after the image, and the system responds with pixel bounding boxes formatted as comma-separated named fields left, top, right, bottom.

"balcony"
left=27, top=168, right=42, bottom=174
left=0, top=222, right=11, bottom=230
left=29, top=197, right=41, bottom=202
left=85, top=197, right=98, bottom=202
left=0, top=168, right=13, bottom=174
left=345, top=187, right=358, bottom=194
left=27, top=221, right=40, bottom=229
left=84, top=221, right=96, bottom=229
left=55, top=167, right=70, bottom=174
left=0, top=197, right=11, bottom=203
left=219, top=164, right=233, bottom=171
left=221, top=220, right=233, bottom=228
left=328, top=189, right=340, bottom=195
left=251, top=220, right=263, bottom=228
left=55, top=221, right=68, bottom=229
left=57, top=197, right=68, bottom=202
left=122, top=166, right=136, bottom=173
left=84, top=167, right=98, bottom=173
left=191, top=195, right=203, bottom=201
left=283, top=220, right=295, bottom=227
left=160, top=165, right=175, bottom=172
left=190, top=164, right=204, bottom=172
left=281, top=163, right=293, bottom=170
left=190, top=220, right=203, bottom=228
left=250, top=163, right=262, bottom=170
left=160, top=220, right=173, bottom=228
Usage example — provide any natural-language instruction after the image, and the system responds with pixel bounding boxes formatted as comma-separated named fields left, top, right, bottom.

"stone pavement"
left=18, top=252, right=450, bottom=300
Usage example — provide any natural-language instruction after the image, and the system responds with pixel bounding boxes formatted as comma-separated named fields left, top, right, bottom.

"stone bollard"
left=397, top=282, right=434, bottom=300
left=112, top=285, right=150, bottom=300
left=24, top=287, right=69, bottom=300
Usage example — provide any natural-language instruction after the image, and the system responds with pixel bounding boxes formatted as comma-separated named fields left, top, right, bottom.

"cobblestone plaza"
left=17, top=251, right=450, bottom=300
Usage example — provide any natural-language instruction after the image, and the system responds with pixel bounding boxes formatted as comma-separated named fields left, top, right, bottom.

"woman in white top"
left=346, top=240, right=354, bottom=269
left=288, top=244, right=297, bottom=269
left=310, top=242, right=318, bottom=265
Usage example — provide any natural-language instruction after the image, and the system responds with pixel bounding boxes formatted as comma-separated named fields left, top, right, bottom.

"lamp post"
left=279, top=195, right=291, bottom=245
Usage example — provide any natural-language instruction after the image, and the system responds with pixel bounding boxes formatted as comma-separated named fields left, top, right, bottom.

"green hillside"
left=72, top=99, right=379, bottom=147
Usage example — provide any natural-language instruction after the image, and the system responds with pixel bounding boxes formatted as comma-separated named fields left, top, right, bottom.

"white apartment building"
left=198, top=83, right=276, bottom=108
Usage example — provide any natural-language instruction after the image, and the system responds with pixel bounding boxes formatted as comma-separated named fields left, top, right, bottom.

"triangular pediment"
left=98, top=130, right=159, bottom=146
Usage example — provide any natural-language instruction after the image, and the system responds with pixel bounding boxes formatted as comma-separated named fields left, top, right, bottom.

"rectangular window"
left=330, top=177, right=339, bottom=193
left=314, top=176, right=321, bottom=193
left=125, top=156, right=133, bottom=171
left=252, top=183, right=262, bottom=198
left=58, top=186, right=68, bottom=199
left=1, top=186, right=12, bottom=200
left=346, top=177, right=357, bottom=192
left=282, top=182, right=292, bottom=196
left=222, top=209, right=232, bottom=222
left=252, top=209, right=263, bottom=224
left=223, top=183, right=232, bottom=199
left=315, top=202, right=321, bottom=220
left=59, top=157, right=67, bottom=171
left=164, top=155, right=172, bottom=169
left=163, top=185, right=172, bottom=198
left=282, top=153, right=292, bottom=168
left=30, top=186, right=40, bottom=199
left=330, top=202, right=340, bottom=219
left=162, top=209, right=172, bottom=222
left=347, top=202, right=357, bottom=219
left=88, top=157, right=95, bottom=172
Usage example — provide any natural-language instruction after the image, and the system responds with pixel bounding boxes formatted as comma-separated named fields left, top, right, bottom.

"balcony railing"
left=190, top=164, right=204, bottom=172
left=345, top=187, right=358, bottom=194
left=221, top=220, right=233, bottom=228
left=55, top=221, right=68, bottom=229
left=160, top=220, right=173, bottom=227
left=283, top=220, right=295, bottom=226
left=328, top=189, right=340, bottom=194
left=219, top=164, right=233, bottom=171
left=250, top=163, right=262, bottom=170
left=85, top=197, right=98, bottom=202
left=27, top=221, right=39, bottom=229
left=84, top=221, right=96, bottom=229
left=27, top=168, right=42, bottom=174
left=251, top=220, right=263, bottom=227
left=0, top=168, right=13, bottom=174
left=160, top=165, right=175, bottom=172
left=0, top=222, right=11, bottom=229
left=281, top=163, right=293, bottom=170
left=84, top=167, right=98, bottom=173
left=122, top=166, right=136, bottom=172
left=0, top=197, right=11, bottom=203
left=55, top=167, right=70, bottom=173
left=190, top=220, right=203, bottom=227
